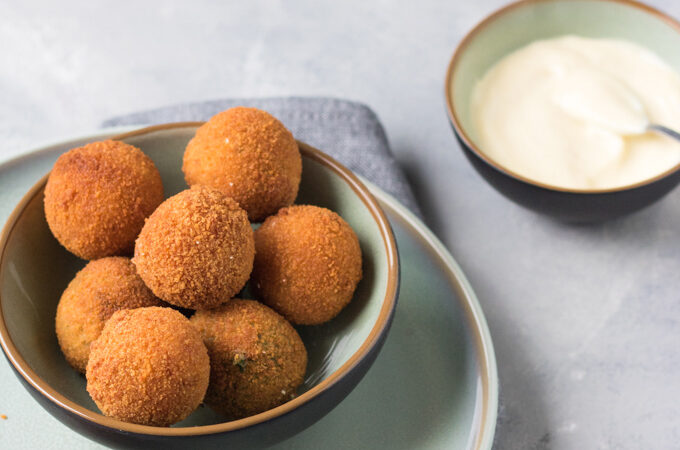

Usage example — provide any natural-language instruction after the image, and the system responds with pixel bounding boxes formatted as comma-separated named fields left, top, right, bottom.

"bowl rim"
left=0, top=122, right=400, bottom=437
left=444, top=0, right=680, bottom=194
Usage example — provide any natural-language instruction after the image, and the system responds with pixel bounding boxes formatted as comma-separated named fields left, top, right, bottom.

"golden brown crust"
left=86, top=307, right=210, bottom=426
left=251, top=205, right=362, bottom=325
left=182, top=107, right=302, bottom=222
left=44, top=140, right=164, bottom=260
left=190, top=299, right=307, bottom=419
left=55, top=257, right=164, bottom=373
left=133, top=185, right=255, bottom=310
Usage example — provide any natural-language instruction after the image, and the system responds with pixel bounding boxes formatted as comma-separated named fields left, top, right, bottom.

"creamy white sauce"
left=470, top=36, right=680, bottom=190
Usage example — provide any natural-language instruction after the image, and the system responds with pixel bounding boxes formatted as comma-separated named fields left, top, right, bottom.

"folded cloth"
left=103, top=97, right=421, bottom=215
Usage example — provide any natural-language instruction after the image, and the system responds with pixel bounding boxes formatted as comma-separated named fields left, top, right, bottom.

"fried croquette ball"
left=44, top=140, right=163, bottom=260
left=182, top=107, right=302, bottom=222
left=86, top=307, right=210, bottom=426
left=191, top=299, right=307, bottom=419
left=133, top=185, right=255, bottom=310
left=251, top=205, right=362, bottom=325
left=55, top=257, right=164, bottom=373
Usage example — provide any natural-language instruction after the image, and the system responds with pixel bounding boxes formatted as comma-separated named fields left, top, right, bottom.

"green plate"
left=0, top=129, right=497, bottom=450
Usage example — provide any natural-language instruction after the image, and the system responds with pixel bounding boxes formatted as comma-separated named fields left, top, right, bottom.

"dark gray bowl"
left=445, top=0, right=680, bottom=223
left=0, top=124, right=399, bottom=449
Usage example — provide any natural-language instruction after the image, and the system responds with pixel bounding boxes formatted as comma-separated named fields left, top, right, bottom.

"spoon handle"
left=648, top=124, right=680, bottom=143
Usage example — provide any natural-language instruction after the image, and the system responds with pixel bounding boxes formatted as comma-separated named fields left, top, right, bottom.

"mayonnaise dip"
left=470, top=36, right=680, bottom=190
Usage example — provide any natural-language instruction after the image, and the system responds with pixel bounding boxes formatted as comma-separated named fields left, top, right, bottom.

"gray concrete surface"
left=2, top=0, right=680, bottom=448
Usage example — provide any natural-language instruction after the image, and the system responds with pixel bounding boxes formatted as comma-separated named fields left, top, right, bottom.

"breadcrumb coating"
left=55, top=257, right=164, bottom=373
left=191, top=299, right=307, bottom=419
left=182, top=107, right=302, bottom=222
left=86, top=307, right=210, bottom=427
left=133, top=185, right=255, bottom=310
left=44, top=140, right=164, bottom=260
left=251, top=205, right=362, bottom=325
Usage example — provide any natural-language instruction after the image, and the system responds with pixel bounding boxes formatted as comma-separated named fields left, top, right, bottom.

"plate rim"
left=362, top=179, right=498, bottom=450
left=0, top=127, right=498, bottom=449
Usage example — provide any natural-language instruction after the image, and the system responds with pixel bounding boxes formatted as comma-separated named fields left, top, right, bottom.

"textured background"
left=2, top=0, right=680, bottom=448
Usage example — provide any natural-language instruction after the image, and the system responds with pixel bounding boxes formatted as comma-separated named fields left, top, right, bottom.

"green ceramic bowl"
left=0, top=123, right=399, bottom=449
left=445, top=0, right=680, bottom=222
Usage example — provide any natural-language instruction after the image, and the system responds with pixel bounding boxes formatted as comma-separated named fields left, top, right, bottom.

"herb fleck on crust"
left=191, top=299, right=307, bottom=419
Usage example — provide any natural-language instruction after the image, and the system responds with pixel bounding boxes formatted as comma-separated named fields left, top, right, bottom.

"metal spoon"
left=555, top=68, right=680, bottom=142
left=647, top=124, right=680, bottom=143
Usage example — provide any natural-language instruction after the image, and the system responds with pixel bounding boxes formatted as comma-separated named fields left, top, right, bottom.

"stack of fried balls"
left=46, top=107, right=363, bottom=427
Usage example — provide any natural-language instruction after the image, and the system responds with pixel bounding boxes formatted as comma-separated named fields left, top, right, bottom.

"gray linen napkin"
left=103, top=97, right=421, bottom=215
